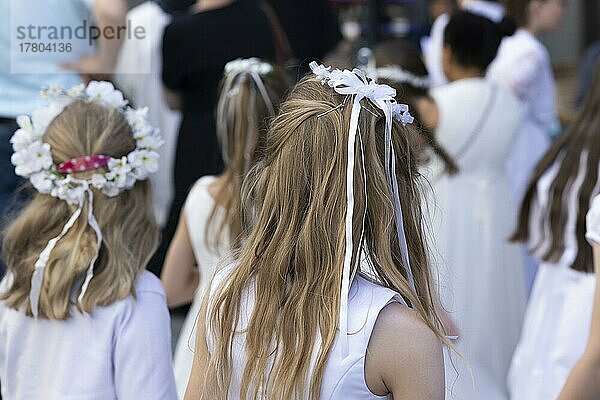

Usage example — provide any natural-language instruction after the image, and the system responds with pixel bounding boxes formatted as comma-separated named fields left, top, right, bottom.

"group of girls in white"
left=2, top=1, right=600, bottom=400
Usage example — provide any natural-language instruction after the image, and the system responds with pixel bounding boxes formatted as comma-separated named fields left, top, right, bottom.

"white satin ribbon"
left=30, top=187, right=103, bottom=317
left=310, top=62, right=416, bottom=359
left=77, top=189, right=103, bottom=305
left=217, top=67, right=274, bottom=167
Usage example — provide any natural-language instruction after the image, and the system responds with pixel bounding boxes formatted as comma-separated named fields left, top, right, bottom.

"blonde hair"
left=208, top=66, right=289, bottom=250
left=202, top=77, right=446, bottom=399
left=1, top=100, right=159, bottom=320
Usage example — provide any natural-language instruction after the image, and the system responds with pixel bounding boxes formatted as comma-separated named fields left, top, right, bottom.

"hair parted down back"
left=207, top=66, right=290, bottom=252
left=201, top=76, right=447, bottom=399
left=1, top=100, right=159, bottom=319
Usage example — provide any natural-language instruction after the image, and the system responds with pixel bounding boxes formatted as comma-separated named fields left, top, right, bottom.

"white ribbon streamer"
left=30, top=187, right=103, bottom=317
left=30, top=206, right=82, bottom=317
left=310, top=62, right=416, bottom=359
left=217, top=59, right=275, bottom=167
left=77, top=189, right=103, bottom=305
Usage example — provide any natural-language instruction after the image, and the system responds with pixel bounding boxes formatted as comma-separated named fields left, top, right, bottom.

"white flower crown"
left=10, top=81, right=163, bottom=205
left=224, top=57, right=273, bottom=76
left=375, top=65, right=430, bottom=89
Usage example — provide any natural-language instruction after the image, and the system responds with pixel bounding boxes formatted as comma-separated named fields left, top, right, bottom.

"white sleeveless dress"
left=507, top=154, right=599, bottom=400
left=173, top=176, right=230, bottom=399
left=427, top=78, right=526, bottom=397
left=206, top=265, right=401, bottom=399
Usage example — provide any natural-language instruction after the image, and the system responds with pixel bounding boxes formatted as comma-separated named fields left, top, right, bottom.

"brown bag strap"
left=260, top=1, right=296, bottom=65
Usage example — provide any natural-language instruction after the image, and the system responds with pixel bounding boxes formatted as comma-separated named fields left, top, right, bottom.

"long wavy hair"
left=1, top=100, right=159, bottom=319
left=511, top=63, right=600, bottom=273
left=374, top=39, right=458, bottom=175
left=207, top=64, right=290, bottom=251
left=201, top=76, right=447, bottom=399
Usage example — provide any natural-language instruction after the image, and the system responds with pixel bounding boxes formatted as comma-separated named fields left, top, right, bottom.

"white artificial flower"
left=31, top=103, right=65, bottom=135
left=51, top=182, right=67, bottom=200
left=16, top=115, right=34, bottom=133
left=11, top=142, right=53, bottom=177
left=90, top=174, right=107, bottom=190
left=46, top=84, right=63, bottom=99
left=102, top=181, right=119, bottom=197
left=64, top=185, right=86, bottom=205
left=67, top=84, right=85, bottom=98
left=10, top=128, right=37, bottom=152
left=225, top=58, right=273, bottom=76
left=128, top=150, right=159, bottom=176
left=309, top=62, right=331, bottom=83
left=392, top=103, right=414, bottom=125
left=30, top=171, right=55, bottom=193
left=112, top=169, right=131, bottom=189
left=137, top=134, right=164, bottom=151
left=124, top=171, right=137, bottom=188
left=132, top=123, right=154, bottom=140
left=86, top=81, right=128, bottom=108
left=125, top=107, right=151, bottom=137
left=108, top=156, right=131, bottom=175
left=30, top=142, right=53, bottom=171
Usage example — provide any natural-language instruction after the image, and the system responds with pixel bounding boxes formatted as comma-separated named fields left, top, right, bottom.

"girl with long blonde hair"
left=0, top=82, right=176, bottom=399
left=160, top=58, right=289, bottom=399
left=184, top=64, right=446, bottom=399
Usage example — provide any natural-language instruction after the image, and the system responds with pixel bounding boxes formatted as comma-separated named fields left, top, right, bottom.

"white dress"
left=173, top=176, right=230, bottom=399
left=488, top=29, right=558, bottom=204
left=0, top=271, right=177, bottom=399
left=205, top=265, right=401, bottom=399
left=507, top=154, right=599, bottom=400
left=428, top=78, right=526, bottom=397
left=113, top=2, right=181, bottom=227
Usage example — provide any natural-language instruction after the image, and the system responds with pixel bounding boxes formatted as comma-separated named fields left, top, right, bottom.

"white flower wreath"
left=10, top=81, right=163, bottom=205
left=10, top=81, right=163, bottom=318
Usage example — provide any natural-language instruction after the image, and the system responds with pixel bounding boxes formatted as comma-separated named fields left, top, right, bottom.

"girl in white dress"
left=488, top=0, right=567, bottom=203
left=184, top=64, right=448, bottom=399
left=0, top=82, right=176, bottom=399
left=160, top=58, right=289, bottom=399
left=508, top=63, right=600, bottom=400
left=374, top=38, right=507, bottom=400
left=418, top=11, right=526, bottom=397
left=558, top=194, right=600, bottom=400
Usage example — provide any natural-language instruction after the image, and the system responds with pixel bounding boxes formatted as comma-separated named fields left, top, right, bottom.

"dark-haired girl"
left=507, top=63, right=600, bottom=400
left=418, top=11, right=526, bottom=396
left=423, top=0, right=506, bottom=88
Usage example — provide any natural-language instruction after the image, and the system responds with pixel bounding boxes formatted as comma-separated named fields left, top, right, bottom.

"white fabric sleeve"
left=586, top=195, right=600, bottom=245
left=505, top=51, right=544, bottom=100
left=113, top=287, right=177, bottom=399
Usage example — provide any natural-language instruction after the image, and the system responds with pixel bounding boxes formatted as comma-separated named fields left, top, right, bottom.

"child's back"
left=0, top=82, right=176, bottom=399
left=0, top=271, right=174, bottom=399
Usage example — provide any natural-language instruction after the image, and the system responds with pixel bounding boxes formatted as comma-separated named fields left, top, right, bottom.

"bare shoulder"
left=371, top=302, right=442, bottom=357
left=415, top=96, right=439, bottom=130
left=366, top=302, right=445, bottom=400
